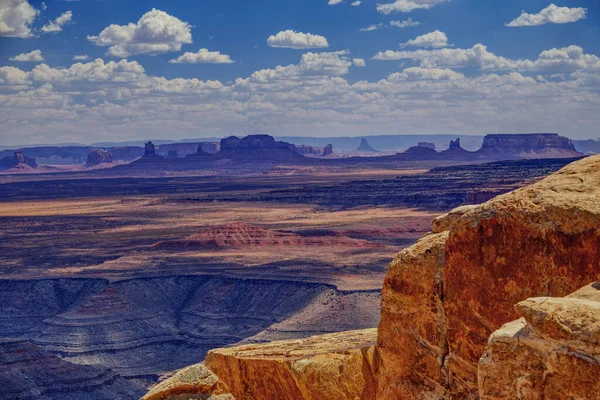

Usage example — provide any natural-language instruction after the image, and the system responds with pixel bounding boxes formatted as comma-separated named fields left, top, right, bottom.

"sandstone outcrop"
left=85, top=149, right=113, bottom=167
left=205, top=329, right=378, bottom=400
left=479, top=282, right=600, bottom=399
left=377, top=154, right=600, bottom=398
left=141, top=363, right=234, bottom=400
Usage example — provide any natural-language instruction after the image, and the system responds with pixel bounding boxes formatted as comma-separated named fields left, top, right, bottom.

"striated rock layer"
left=479, top=282, right=600, bottom=399
left=377, top=154, right=600, bottom=398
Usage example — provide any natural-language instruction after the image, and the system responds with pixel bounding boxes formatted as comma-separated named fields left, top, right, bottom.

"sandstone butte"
left=141, top=154, right=600, bottom=400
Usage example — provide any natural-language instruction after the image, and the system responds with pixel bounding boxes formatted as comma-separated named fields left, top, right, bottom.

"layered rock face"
left=479, top=282, right=600, bottom=399
left=85, top=149, right=113, bottom=167
left=478, top=133, right=581, bottom=158
left=0, top=338, right=144, bottom=399
left=377, top=154, right=600, bottom=398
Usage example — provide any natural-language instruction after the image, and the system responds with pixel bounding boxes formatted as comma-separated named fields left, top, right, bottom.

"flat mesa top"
left=208, top=328, right=377, bottom=360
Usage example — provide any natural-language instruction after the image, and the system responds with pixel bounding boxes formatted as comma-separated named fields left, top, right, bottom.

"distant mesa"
left=295, top=143, right=334, bottom=157
left=215, top=135, right=303, bottom=162
left=478, top=133, right=581, bottom=159
left=153, top=222, right=383, bottom=249
left=0, top=151, right=37, bottom=172
left=185, top=143, right=213, bottom=158
left=418, top=142, right=435, bottom=150
left=356, top=138, right=379, bottom=152
left=85, top=149, right=113, bottom=168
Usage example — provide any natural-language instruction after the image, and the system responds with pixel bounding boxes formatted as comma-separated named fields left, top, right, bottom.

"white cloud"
left=390, top=18, right=421, bottom=28
left=507, top=4, right=587, bottom=27
left=169, top=49, right=234, bottom=64
left=267, top=30, right=329, bottom=49
left=373, top=44, right=600, bottom=73
left=0, top=0, right=38, bottom=38
left=0, top=66, right=29, bottom=85
left=353, top=58, right=366, bottom=67
left=328, top=0, right=343, bottom=4
left=87, top=8, right=192, bottom=58
left=388, top=67, right=463, bottom=81
left=360, top=23, right=384, bottom=32
left=73, top=55, right=89, bottom=61
left=10, top=49, right=43, bottom=62
left=351, top=1, right=361, bottom=5
left=377, top=0, right=450, bottom=14
left=402, top=30, right=449, bottom=47
left=41, top=10, right=72, bottom=33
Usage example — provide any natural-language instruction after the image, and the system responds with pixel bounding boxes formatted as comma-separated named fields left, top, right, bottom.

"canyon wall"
left=377, top=154, right=600, bottom=398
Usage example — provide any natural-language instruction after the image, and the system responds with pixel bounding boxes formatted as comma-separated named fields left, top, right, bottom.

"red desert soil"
left=153, top=222, right=384, bottom=249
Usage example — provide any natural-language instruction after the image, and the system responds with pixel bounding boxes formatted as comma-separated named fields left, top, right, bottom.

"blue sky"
left=0, top=0, right=599, bottom=144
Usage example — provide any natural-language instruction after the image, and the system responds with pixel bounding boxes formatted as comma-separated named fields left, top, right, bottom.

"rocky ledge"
left=145, top=329, right=377, bottom=400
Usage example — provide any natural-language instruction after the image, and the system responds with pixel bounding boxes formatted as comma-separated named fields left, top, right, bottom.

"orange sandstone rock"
left=479, top=282, right=600, bottom=399
left=205, top=329, right=378, bottom=400
left=378, top=155, right=600, bottom=399
left=141, top=363, right=235, bottom=400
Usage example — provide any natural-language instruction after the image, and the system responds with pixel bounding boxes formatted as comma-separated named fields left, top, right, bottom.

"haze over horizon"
left=1, top=0, right=599, bottom=145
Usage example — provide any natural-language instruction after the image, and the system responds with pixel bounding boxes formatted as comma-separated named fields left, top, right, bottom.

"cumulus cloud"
left=169, top=49, right=234, bottom=64
left=353, top=58, right=366, bottom=67
left=73, top=55, right=89, bottom=61
left=0, top=0, right=38, bottom=38
left=388, top=67, right=463, bottom=81
left=360, top=23, right=384, bottom=32
left=267, top=30, right=329, bottom=49
left=10, top=49, right=43, bottom=62
left=328, top=0, right=343, bottom=4
left=87, top=8, right=192, bottom=57
left=351, top=1, right=361, bottom=5
left=402, top=30, right=449, bottom=47
left=507, top=4, right=587, bottom=27
left=41, top=10, right=72, bottom=33
left=373, top=44, right=600, bottom=73
left=377, top=0, right=450, bottom=14
left=390, top=18, right=420, bottom=28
